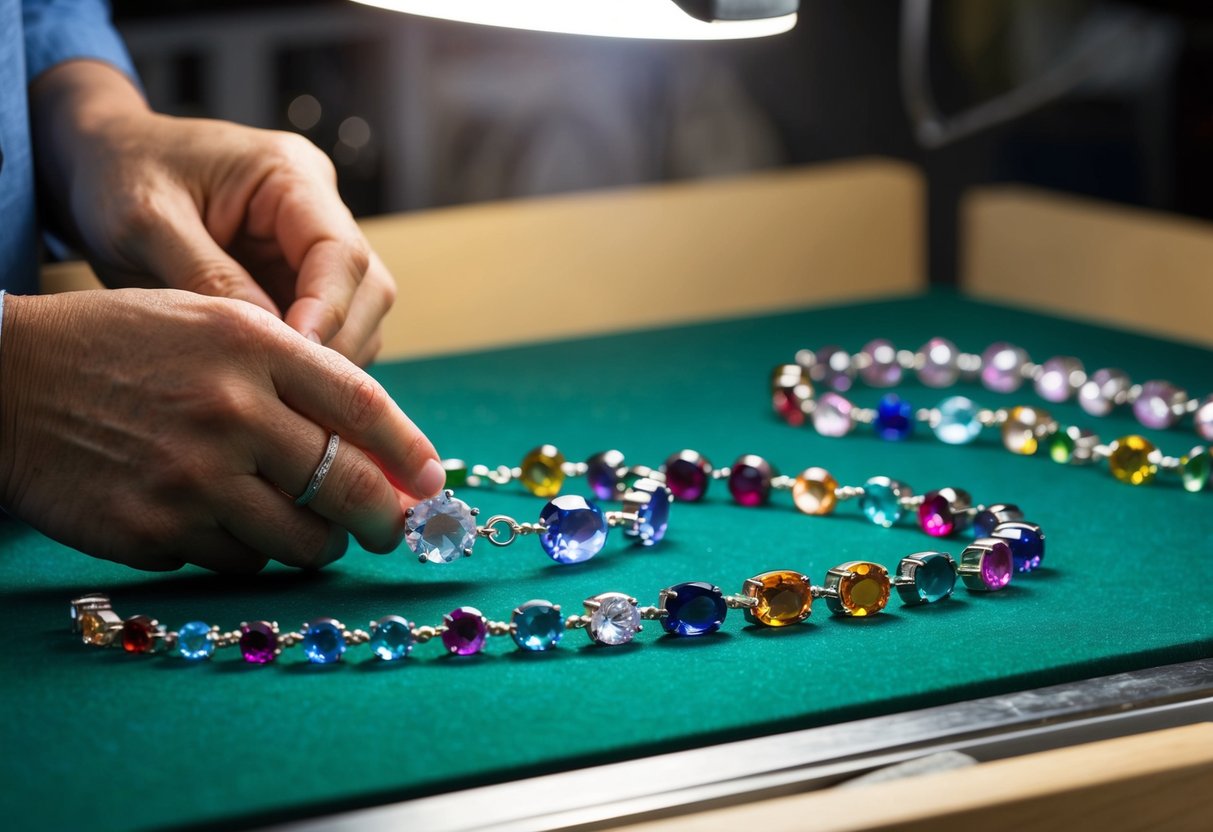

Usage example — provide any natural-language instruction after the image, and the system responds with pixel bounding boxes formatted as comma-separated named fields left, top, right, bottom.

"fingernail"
left=416, top=458, right=446, bottom=497
left=306, top=331, right=322, bottom=344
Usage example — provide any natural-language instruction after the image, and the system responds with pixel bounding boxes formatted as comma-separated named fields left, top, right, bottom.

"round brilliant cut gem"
left=980, top=342, right=1028, bottom=393
left=917, top=488, right=971, bottom=537
left=1108, top=435, right=1159, bottom=485
left=1001, top=405, right=1052, bottom=455
left=934, top=396, right=982, bottom=445
left=585, top=450, right=627, bottom=500
left=1035, top=356, right=1083, bottom=403
left=370, top=615, right=415, bottom=661
left=1133, top=380, right=1184, bottom=430
left=972, top=504, right=1023, bottom=538
left=663, top=450, right=712, bottom=502
left=586, top=593, right=641, bottom=646
left=519, top=445, right=566, bottom=497
left=239, top=621, right=279, bottom=664
left=896, top=553, right=956, bottom=605
left=743, top=571, right=813, bottom=627
left=771, top=364, right=813, bottom=427
left=918, top=337, right=960, bottom=388
left=511, top=600, right=563, bottom=652
left=176, top=621, right=214, bottom=661
left=538, top=495, right=608, bottom=564
left=959, top=541, right=1013, bottom=591
left=873, top=394, right=914, bottom=441
left=1196, top=396, right=1213, bottom=442
left=1078, top=368, right=1129, bottom=417
left=405, top=491, right=478, bottom=564
left=991, top=521, right=1045, bottom=573
left=1181, top=447, right=1210, bottom=493
left=812, top=392, right=854, bottom=437
left=859, top=476, right=909, bottom=527
left=441, top=607, right=488, bottom=655
left=661, top=582, right=726, bottom=637
left=121, top=616, right=157, bottom=654
left=859, top=338, right=902, bottom=387
left=826, top=561, right=891, bottom=617
left=792, top=467, right=838, bottom=515
left=814, top=345, right=854, bottom=391
left=727, top=454, right=774, bottom=507
left=302, top=618, right=346, bottom=664
left=623, top=478, right=671, bottom=547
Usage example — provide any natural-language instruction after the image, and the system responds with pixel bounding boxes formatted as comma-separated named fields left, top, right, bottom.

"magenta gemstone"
left=981, top=542, right=1014, bottom=591
left=812, top=392, right=854, bottom=437
left=917, top=493, right=956, bottom=537
left=239, top=621, right=278, bottom=664
left=664, top=451, right=711, bottom=502
left=727, top=455, right=774, bottom=507
left=772, top=389, right=805, bottom=427
left=859, top=338, right=902, bottom=387
left=441, top=607, right=488, bottom=656
left=980, top=342, right=1027, bottom=393
left=1196, top=395, right=1213, bottom=442
left=1134, top=380, right=1183, bottom=429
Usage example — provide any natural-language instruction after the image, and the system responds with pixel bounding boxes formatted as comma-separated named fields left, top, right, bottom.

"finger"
left=268, top=339, right=445, bottom=500
left=217, top=476, right=349, bottom=569
left=250, top=400, right=408, bottom=553
left=175, top=526, right=271, bottom=575
left=353, top=331, right=383, bottom=369
left=326, top=253, right=395, bottom=362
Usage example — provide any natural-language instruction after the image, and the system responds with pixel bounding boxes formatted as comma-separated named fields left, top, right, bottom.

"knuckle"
left=110, top=188, right=165, bottom=250
left=341, top=374, right=388, bottom=434
left=181, top=263, right=245, bottom=299
left=345, top=238, right=371, bottom=279
left=334, top=460, right=383, bottom=518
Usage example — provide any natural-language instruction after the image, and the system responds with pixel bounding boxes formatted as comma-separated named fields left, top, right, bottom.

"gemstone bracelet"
left=68, top=527, right=1037, bottom=664
left=442, top=445, right=1041, bottom=546
left=769, top=338, right=1212, bottom=493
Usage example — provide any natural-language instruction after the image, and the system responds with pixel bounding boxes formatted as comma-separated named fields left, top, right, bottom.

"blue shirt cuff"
left=23, top=0, right=138, bottom=85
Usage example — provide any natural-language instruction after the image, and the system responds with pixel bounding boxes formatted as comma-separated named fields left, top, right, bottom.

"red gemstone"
left=664, top=450, right=711, bottom=502
left=121, top=616, right=156, bottom=654
left=772, top=389, right=806, bottom=427
left=918, top=492, right=954, bottom=537
left=728, top=455, right=774, bottom=507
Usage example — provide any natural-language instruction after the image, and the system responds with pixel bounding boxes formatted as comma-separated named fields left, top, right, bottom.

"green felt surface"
left=2, top=291, right=1212, bottom=832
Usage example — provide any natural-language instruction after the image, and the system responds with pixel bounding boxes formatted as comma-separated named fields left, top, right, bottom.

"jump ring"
left=295, top=432, right=340, bottom=507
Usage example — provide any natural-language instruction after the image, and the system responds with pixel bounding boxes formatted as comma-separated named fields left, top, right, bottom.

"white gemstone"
left=587, top=593, right=640, bottom=646
left=405, top=493, right=477, bottom=563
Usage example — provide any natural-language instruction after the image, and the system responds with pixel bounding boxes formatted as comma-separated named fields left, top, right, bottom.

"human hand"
left=0, top=289, right=445, bottom=572
left=32, top=61, right=391, bottom=366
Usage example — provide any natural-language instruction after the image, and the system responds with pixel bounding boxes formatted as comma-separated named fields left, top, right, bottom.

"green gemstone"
left=1181, top=448, right=1210, bottom=493
left=1049, top=430, right=1075, bottom=464
left=442, top=459, right=468, bottom=488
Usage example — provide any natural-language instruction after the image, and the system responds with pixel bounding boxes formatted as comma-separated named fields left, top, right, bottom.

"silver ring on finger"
left=295, top=432, right=340, bottom=507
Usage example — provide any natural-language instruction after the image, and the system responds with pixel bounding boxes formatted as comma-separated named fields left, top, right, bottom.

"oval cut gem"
left=302, top=618, right=346, bottom=664
left=743, top=571, right=813, bottom=627
left=1181, top=447, right=1210, bottom=493
left=826, top=561, right=890, bottom=617
left=917, top=488, right=971, bottom=538
left=959, top=540, right=1013, bottom=591
left=1108, top=435, right=1158, bottom=485
left=585, top=450, right=627, bottom=500
left=405, top=491, right=478, bottom=564
left=1001, top=406, right=1051, bottom=455
left=239, top=621, right=279, bottom=664
left=792, top=467, right=838, bottom=515
left=859, top=338, right=902, bottom=387
left=918, top=337, right=960, bottom=387
left=586, top=593, right=641, bottom=646
left=859, top=476, right=909, bottom=527
left=980, top=342, right=1027, bottom=393
left=622, top=478, right=672, bottom=547
left=177, top=621, right=214, bottom=661
left=1196, top=396, right=1213, bottom=442
left=1078, top=368, right=1129, bottom=417
left=727, top=454, right=774, bottom=507
left=661, top=582, right=726, bottom=637
left=934, top=396, right=982, bottom=445
left=441, top=607, right=488, bottom=655
left=991, top=521, right=1045, bottom=573
left=538, top=495, right=608, bottom=564
left=511, top=600, right=564, bottom=652
left=874, top=394, right=914, bottom=441
left=663, top=450, right=711, bottom=502
left=1035, top=356, right=1083, bottom=403
left=896, top=553, right=956, bottom=605
left=520, top=445, right=566, bottom=497
left=121, top=616, right=157, bottom=654
left=370, top=615, right=415, bottom=661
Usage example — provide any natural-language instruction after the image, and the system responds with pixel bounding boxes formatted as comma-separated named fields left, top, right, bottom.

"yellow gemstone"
left=828, top=561, right=890, bottom=617
left=1001, top=406, right=1052, bottom=455
left=743, top=570, right=813, bottom=627
left=80, top=611, right=113, bottom=646
left=792, top=467, right=838, bottom=515
left=519, top=444, right=566, bottom=497
left=1108, top=435, right=1158, bottom=485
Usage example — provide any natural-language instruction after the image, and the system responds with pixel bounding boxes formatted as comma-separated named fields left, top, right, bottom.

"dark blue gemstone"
left=874, top=394, right=914, bottom=441
left=538, top=495, right=607, bottom=565
left=585, top=450, right=626, bottom=501
left=991, top=521, right=1045, bottom=573
left=625, top=479, right=671, bottom=547
left=973, top=504, right=1023, bottom=538
left=661, top=582, right=726, bottom=637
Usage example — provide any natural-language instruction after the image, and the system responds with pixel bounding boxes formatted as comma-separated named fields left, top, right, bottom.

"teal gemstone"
left=1181, top=447, right=1210, bottom=493
left=176, top=621, right=214, bottom=660
left=901, top=553, right=956, bottom=604
left=511, top=600, right=563, bottom=652
left=370, top=615, right=415, bottom=661
left=859, top=477, right=907, bottom=527
left=933, top=396, right=982, bottom=445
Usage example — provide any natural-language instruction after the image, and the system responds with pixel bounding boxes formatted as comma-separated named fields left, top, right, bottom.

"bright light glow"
left=350, top=0, right=797, bottom=40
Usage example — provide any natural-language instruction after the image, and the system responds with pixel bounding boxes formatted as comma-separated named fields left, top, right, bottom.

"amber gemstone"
left=743, top=570, right=813, bottom=627
left=1001, top=406, right=1052, bottom=455
left=792, top=467, right=838, bottom=515
left=827, top=561, right=891, bottom=617
left=80, top=611, right=112, bottom=646
left=1108, top=435, right=1159, bottom=485
left=519, top=444, right=566, bottom=497
left=121, top=616, right=157, bottom=654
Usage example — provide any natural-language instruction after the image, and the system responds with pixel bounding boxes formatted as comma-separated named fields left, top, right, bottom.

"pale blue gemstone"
left=539, top=495, right=607, bottom=565
left=860, top=477, right=905, bottom=527
left=370, top=615, right=414, bottom=661
left=405, top=492, right=478, bottom=564
left=934, top=396, right=983, bottom=445
left=177, top=621, right=214, bottom=660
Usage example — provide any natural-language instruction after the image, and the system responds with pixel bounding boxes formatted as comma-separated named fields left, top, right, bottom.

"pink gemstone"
left=981, top=542, right=1014, bottom=591
left=1035, top=356, right=1083, bottom=403
left=664, top=451, right=711, bottom=502
left=918, top=337, right=959, bottom=388
left=980, top=342, right=1027, bottom=393
left=859, top=338, right=902, bottom=387
left=814, top=346, right=854, bottom=392
left=1079, top=368, right=1129, bottom=417
left=1196, top=395, right=1213, bottom=442
left=727, top=455, right=773, bottom=507
left=917, top=493, right=955, bottom=537
left=1133, top=380, right=1184, bottom=429
left=812, top=392, right=853, bottom=437
left=441, top=607, right=487, bottom=656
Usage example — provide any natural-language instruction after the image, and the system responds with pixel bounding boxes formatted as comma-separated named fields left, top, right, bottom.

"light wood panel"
left=963, top=185, right=1213, bottom=348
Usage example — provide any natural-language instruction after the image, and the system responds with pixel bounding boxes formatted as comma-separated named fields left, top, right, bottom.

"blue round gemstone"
left=859, top=477, right=906, bottom=527
left=934, top=396, right=983, bottom=445
left=625, top=479, right=671, bottom=547
left=176, top=621, right=214, bottom=660
left=972, top=504, right=1023, bottom=538
left=585, top=450, right=626, bottom=501
left=538, top=495, right=608, bottom=564
left=912, top=553, right=956, bottom=603
left=661, top=582, right=726, bottom=636
left=511, top=600, right=564, bottom=651
left=992, top=521, right=1045, bottom=573
left=874, top=394, right=914, bottom=441
left=302, top=618, right=346, bottom=664
left=370, top=615, right=414, bottom=661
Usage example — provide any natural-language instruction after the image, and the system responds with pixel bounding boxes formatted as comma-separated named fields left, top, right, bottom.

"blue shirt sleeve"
left=22, top=0, right=138, bottom=84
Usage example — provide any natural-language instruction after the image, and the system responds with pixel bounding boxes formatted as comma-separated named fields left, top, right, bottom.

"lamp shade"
left=349, top=0, right=798, bottom=40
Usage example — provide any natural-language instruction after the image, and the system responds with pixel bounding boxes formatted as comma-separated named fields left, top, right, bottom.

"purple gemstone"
left=812, top=392, right=853, bottom=437
left=918, top=493, right=955, bottom=537
left=727, top=455, right=773, bottom=507
left=814, top=345, right=854, bottom=392
left=859, top=338, right=902, bottom=387
left=1134, top=380, right=1184, bottom=429
left=1196, top=395, right=1213, bottom=442
left=585, top=450, right=626, bottom=501
left=1035, top=356, right=1083, bottom=403
left=1079, top=368, right=1129, bottom=417
left=664, top=451, right=711, bottom=502
left=239, top=621, right=278, bottom=664
left=980, top=342, right=1027, bottom=393
left=918, top=337, right=960, bottom=388
left=981, top=542, right=1014, bottom=590
left=441, top=607, right=488, bottom=656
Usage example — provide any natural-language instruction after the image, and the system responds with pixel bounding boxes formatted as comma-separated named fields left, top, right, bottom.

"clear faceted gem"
left=980, top=342, right=1028, bottom=393
left=1035, top=356, right=1083, bottom=403
left=918, top=337, right=960, bottom=388
left=1133, top=380, right=1185, bottom=430
left=586, top=593, right=641, bottom=646
left=661, top=582, right=726, bottom=637
left=623, top=478, right=671, bottom=547
left=859, top=476, right=908, bottom=527
left=859, top=338, right=902, bottom=387
left=934, top=395, right=983, bottom=445
left=511, top=600, right=564, bottom=652
left=812, top=391, right=854, bottom=437
left=302, top=618, right=346, bottom=664
left=441, top=607, right=488, bottom=655
left=370, top=615, right=415, bottom=661
left=405, top=491, right=478, bottom=564
left=539, top=495, right=607, bottom=564
left=176, top=621, right=215, bottom=661
left=1078, top=368, right=1129, bottom=417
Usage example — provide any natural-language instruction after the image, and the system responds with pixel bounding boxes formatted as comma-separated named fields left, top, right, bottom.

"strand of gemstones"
left=441, top=445, right=1044, bottom=553
left=769, top=337, right=1212, bottom=493
left=68, top=534, right=1030, bottom=664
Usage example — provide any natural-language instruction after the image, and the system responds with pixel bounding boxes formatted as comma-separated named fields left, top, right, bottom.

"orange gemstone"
left=792, top=467, right=838, bottom=515
left=743, top=570, right=813, bottom=627
left=827, top=561, right=890, bottom=617
left=80, top=611, right=113, bottom=646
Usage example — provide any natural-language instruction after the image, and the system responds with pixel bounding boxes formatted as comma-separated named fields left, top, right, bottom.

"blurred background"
left=110, top=0, right=1213, bottom=285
